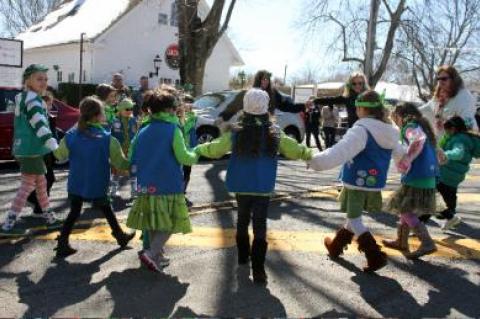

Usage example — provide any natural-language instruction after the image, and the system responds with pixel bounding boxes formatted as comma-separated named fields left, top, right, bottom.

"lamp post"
left=79, top=32, right=86, bottom=103
left=149, top=54, right=163, bottom=78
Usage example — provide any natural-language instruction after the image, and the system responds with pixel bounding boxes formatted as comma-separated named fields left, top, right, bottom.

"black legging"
left=236, top=194, right=270, bottom=240
left=183, top=165, right=192, bottom=193
left=322, top=127, right=336, bottom=148
left=305, top=127, right=323, bottom=151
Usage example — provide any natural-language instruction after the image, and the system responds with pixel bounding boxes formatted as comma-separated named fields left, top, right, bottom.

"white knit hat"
left=243, top=88, right=269, bottom=115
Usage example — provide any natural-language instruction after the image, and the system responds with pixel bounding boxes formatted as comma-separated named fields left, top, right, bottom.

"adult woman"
left=314, top=72, right=370, bottom=128
left=420, top=65, right=478, bottom=136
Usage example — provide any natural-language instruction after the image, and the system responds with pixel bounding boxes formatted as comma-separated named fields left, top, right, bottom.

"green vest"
left=12, top=92, right=51, bottom=157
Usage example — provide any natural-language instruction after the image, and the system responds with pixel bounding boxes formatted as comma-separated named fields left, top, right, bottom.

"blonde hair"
left=342, top=72, right=370, bottom=97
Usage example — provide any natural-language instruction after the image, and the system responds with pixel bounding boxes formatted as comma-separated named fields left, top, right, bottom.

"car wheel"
left=196, top=126, right=219, bottom=144
left=284, top=126, right=301, bottom=143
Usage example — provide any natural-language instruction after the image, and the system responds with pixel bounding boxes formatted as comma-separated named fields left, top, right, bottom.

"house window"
left=170, top=2, right=178, bottom=27
left=68, top=72, right=75, bottom=83
left=175, top=79, right=180, bottom=86
left=158, top=13, right=168, bottom=25
left=57, top=71, right=63, bottom=82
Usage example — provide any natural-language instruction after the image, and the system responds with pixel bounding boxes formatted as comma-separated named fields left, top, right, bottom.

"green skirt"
left=386, top=185, right=436, bottom=217
left=126, top=194, right=192, bottom=234
left=339, top=187, right=383, bottom=219
left=17, top=156, right=46, bottom=174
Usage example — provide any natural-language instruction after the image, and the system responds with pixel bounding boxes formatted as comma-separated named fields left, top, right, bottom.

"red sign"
left=165, top=43, right=180, bottom=70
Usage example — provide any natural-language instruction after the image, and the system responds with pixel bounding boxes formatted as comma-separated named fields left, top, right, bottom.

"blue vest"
left=111, top=116, right=136, bottom=145
left=132, top=121, right=183, bottom=195
left=66, top=127, right=111, bottom=199
left=401, top=125, right=438, bottom=183
left=226, top=131, right=278, bottom=193
left=341, top=127, right=392, bottom=189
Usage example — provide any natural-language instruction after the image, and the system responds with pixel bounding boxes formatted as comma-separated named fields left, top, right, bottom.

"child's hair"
left=234, top=113, right=279, bottom=158
left=393, top=102, right=437, bottom=146
left=143, top=90, right=177, bottom=114
left=95, top=84, right=116, bottom=101
left=444, top=116, right=468, bottom=133
left=78, top=96, right=103, bottom=133
left=356, top=90, right=389, bottom=123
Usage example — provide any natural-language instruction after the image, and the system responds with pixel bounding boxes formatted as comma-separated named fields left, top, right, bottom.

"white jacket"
left=308, top=118, right=405, bottom=190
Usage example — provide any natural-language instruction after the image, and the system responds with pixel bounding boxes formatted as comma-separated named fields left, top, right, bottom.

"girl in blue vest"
left=126, top=90, right=199, bottom=273
left=1, top=64, right=61, bottom=236
left=54, top=96, right=135, bottom=258
left=384, top=103, right=438, bottom=259
left=308, top=90, right=405, bottom=272
left=110, top=98, right=138, bottom=198
left=195, top=88, right=312, bottom=284
left=436, top=116, right=479, bottom=231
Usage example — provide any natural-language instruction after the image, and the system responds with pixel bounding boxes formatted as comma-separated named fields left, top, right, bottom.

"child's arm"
left=308, top=125, right=368, bottom=171
left=397, top=126, right=427, bottom=172
left=278, top=132, right=313, bottom=160
left=110, top=136, right=130, bottom=170
left=443, top=143, right=466, bottom=162
left=25, top=97, right=58, bottom=151
left=53, top=137, right=69, bottom=161
left=173, top=127, right=199, bottom=165
left=194, top=132, right=232, bottom=159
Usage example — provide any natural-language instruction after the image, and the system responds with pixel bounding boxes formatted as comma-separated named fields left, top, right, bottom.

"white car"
left=193, top=90, right=305, bottom=144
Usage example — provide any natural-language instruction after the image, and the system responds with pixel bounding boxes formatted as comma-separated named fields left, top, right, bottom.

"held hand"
left=397, top=156, right=411, bottom=174
left=437, top=149, right=448, bottom=165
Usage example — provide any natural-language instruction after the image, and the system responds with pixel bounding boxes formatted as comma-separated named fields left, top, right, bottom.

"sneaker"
left=43, top=211, right=64, bottom=229
left=442, top=216, right=462, bottom=231
left=156, top=255, right=170, bottom=267
left=2, top=211, right=17, bottom=232
left=139, top=251, right=161, bottom=273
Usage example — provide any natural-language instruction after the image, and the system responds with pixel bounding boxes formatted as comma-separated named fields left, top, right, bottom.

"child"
left=383, top=103, right=438, bottom=259
left=95, top=84, right=117, bottom=127
left=195, top=88, right=312, bottom=284
left=126, top=90, right=199, bottom=273
left=308, top=90, right=404, bottom=272
left=1, top=64, right=61, bottom=236
left=436, top=116, right=479, bottom=231
left=178, top=94, right=197, bottom=207
left=54, top=96, right=134, bottom=257
left=111, top=98, right=138, bottom=198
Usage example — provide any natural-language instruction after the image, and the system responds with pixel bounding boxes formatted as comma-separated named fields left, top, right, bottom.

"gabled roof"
left=16, top=0, right=137, bottom=50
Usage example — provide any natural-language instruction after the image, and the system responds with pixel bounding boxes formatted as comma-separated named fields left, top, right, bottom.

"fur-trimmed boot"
left=324, top=227, right=354, bottom=258
left=236, top=233, right=250, bottom=265
left=251, top=239, right=268, bottom=284
left=382, top=223, right=410, bottom=252
left=405, top=223, right=437, bottom=259
left=357, top=232, right=387, bottom=272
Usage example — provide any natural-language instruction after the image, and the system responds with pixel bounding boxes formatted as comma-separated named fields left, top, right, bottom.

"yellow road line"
left=2, top=225, right=479, bottom=259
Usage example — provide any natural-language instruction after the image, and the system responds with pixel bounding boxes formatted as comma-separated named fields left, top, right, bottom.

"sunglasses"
left=352, top=82, right=364, bottom=86
left=437, top=76, right=451, bottom=82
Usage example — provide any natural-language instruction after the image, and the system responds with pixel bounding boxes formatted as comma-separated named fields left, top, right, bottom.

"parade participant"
left=435, top=116, right=480, bottom=231
left=314, top=72, right=370, bottom=128
left=178, top=94, right=197, bottom=207
left=1, top=64, right=61, bottom=236
left=126, top=90, right=199, bottom=273
left=308, top=90, right=404, bottom=272
left=304, top=97, right=323, bottom=151
left=383, top=103, right=438, bottom=259
left=95, top=84, right=117, bottom=126
left=321, top=102, right=339, bottom=148
left=195, top=88, right=312, bottom=284
left=111, top=73, right=131, bottom=100
left=53, top=96, right=134, bottom=257
left=27, top=92, right=57, bottom=217
left=132, top=75, right=150, bottom=117
left=110, top=98, right=138, bottom=198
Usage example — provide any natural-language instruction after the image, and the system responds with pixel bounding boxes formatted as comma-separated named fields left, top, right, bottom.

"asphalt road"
left=0, top=158, right=479, bottom=318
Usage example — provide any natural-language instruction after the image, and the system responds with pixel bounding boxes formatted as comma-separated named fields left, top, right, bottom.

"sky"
left=0, top=0, right=344, bottom=83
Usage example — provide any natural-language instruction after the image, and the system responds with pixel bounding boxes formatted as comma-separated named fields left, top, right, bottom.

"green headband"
left=355, top=91, right=385, bottom=108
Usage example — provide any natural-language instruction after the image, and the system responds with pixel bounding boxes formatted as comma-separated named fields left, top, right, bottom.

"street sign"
left=165, top=43, right=180, bottom=70
left=0, top=38, right=23, bottom=88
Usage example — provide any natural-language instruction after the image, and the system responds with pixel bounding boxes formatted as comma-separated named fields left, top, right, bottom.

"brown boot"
left=324, top=228, right=354, bottom=258
left=382, top=223, right=410, bottom=252
left=405, top=223, right=437, bottom=260
left=357, top=232, right=387, bottom=272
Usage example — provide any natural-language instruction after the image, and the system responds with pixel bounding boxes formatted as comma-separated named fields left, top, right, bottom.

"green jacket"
left=181, top=111, right=197, bottom=148
left=439, top=132, right=474, bottom=187
left=13, top=91, right=58, bottom=157
left=105, top=103, right=117, bottom=125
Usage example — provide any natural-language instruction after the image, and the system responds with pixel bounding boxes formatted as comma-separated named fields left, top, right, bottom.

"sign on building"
left=0, top=38, right=23, bottom=88
left=165, top=43, right=179, bottom=70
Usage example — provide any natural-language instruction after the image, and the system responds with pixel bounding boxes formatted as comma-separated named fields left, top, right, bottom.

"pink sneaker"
left=139, top=251, right=161, bottom=273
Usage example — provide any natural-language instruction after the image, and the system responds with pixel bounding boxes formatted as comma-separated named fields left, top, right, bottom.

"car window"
left=194, top=95, right=225, bottom=109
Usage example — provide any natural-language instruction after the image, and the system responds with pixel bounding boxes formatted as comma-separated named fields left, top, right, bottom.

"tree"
left=176, top=0, right=237, bottom=96
left=300, top=0, right=407, bottom=87
left=395, top=0, right=480, bottom=100
left=0, top=0, right=61, bottom=36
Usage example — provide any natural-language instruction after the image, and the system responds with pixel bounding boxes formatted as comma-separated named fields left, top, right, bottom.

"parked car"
left=0, top=88, right=80, bottom=160
left=193, top=90, right=305, bottom=145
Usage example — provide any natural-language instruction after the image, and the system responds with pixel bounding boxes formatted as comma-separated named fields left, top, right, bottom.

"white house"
left=16, top=0, right=244, bottom=93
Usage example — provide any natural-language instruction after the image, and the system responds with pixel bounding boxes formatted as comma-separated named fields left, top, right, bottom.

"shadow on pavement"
left=16, top=248, right=122, bottom=317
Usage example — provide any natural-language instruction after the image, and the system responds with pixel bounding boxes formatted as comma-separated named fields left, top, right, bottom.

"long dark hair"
left=253, top=70, right=276, bottom=110
left=233, top=113, right=279, bottom=157
left=78, top=96, right=103, bottom=133
left=393, top=102, right=437, bottom=146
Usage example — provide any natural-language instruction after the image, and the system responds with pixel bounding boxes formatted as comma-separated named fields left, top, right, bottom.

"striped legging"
left=11, top=174, right=49, bottom=215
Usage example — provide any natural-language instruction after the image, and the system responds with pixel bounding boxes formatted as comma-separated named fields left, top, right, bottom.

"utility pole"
left=78, top=32, right=86, bottom=104
left=364, top=0, right=380, bottom=86
left=283, top=64, right=288, bottom=85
